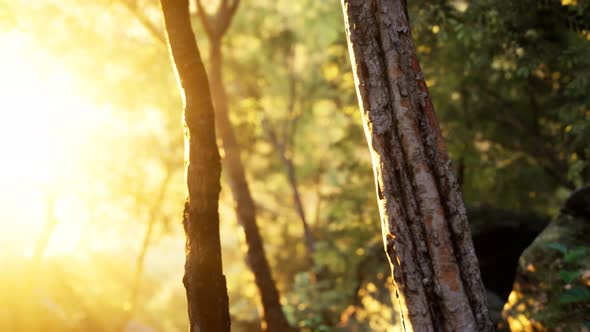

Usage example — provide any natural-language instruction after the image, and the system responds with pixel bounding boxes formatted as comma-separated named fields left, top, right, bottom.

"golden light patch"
left=0, top=30, right=105, bottom=256
left=526, top=263, right=536, bottom=272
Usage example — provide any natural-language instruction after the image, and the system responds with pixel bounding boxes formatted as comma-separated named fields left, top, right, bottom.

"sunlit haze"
left=0, top=31, right=102, bottom=257
left=1, top=1, right=588, bottom=331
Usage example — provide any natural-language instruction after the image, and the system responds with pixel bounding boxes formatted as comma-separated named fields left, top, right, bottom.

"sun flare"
left=0, top=30, right=99, bottom=256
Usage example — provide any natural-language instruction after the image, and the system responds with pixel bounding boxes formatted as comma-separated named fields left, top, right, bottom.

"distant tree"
left=160, top=0, right=230, bottom=331
left=456, top=0, right=590, bottom=192
left=30, top=193, right=58, bottom=271
left=193, top=1, right=294, bottom=331
left=340, top=1, right=494, bottom=331
left=124, top=159, right=175, bottom=326
left=407, top=0, right=590, bottom=210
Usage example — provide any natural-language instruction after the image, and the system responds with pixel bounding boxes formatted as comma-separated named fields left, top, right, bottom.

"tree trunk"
left=261, top=62, right=316, bottom=261
left=123, top=167, right=174, bottom=330
left=159, top=1, right=230, bottom=331
left=189, top=1, right=293, bottom=329
left=340, top=1, right=494, bottom=331
left=31, top=193, right=58, bottom=269
left=262, top=119, right=315, bottom=259
left=208, top=39, right=294, bottom=332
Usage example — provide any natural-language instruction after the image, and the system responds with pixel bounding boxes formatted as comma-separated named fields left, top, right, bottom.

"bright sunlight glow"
left=0, top=30, right=101, bottom=257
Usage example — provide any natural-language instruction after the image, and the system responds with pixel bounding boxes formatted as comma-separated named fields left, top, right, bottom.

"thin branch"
left=195, top=0, right=240, bottom=40
left=121, top=0, right=167, bottom=46
left=470, top=82, right=577, bottom=189
left=283, top=55, right=298, bottom=150
left=228, top=0, right=240, bottom=19
left=126, top=165, right=175, bottom=322
left=262, top=117, right=315, bottom=257
left=219, top=0, right=228, bottom=12
left=31, top=193, right=58, bottom=269
left=194, top=0, right=214, bottom=38
left=312, top=163, right=325, bottom=228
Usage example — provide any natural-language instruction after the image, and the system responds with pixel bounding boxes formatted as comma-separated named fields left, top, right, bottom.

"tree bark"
left=340, top=1, right=494, bottom=331
left=193, top=1, right=293, bottom=330
left=160, top=1, right=230, bottom=331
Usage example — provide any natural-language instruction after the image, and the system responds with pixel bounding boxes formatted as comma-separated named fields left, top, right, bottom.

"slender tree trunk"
left=31, top=193, right=58, bottom=268
left=124, top=168, right=174, bottom=329
left=208, top=38, right=294, bottom=332
left=263, top=120, right=315, bottom=257
left=21, top=193, right=58, bottom=331
left=118, top=170, right=173, bottom=331
left=123, top=3, right=293, bottom=327
left=261, top=59, right=315, bottom=261
left=160, top=1, right=230, bottom=331
left=340, top=1, right=494, bottom=331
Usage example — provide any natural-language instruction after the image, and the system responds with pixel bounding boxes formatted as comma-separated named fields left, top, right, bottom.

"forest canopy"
left=0, top=0, right=588, bottom=331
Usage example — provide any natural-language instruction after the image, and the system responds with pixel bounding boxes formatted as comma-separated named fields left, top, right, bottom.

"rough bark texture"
left=194, top=1, right=293, bottom=330
left=160, top=1, right=230, bottom=331
left=341, top=1, right=494, bottom=331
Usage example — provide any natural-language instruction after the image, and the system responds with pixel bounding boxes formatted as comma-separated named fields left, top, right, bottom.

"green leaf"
left=547, top=242, right=568, bottom=255
left=559, top=270, right=582, bottom=283
left=564, top=246, right=588, bottom=264
left=559, top=286, right=590, bottom=305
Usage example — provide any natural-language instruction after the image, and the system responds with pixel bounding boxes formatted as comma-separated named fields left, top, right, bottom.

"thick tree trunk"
left=208, top=40, right=293, bottom=332
left=160, top=1, right=230, bottom=331
left=340, top=1, right=494, bottom=331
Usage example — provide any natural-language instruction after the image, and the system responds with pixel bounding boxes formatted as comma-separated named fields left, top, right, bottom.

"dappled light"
left=1, top=0, right=589, bottom=331
left=502, top=290, right=544, bottom=332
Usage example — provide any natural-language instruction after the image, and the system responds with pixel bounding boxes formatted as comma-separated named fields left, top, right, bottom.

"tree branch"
left=262, top=117, right=315, bottom=258
left=194, top=0, right=240, bottom=40
left=194, top=0, right=214, bottom=38
left=121, top=0, right=167, bottom=46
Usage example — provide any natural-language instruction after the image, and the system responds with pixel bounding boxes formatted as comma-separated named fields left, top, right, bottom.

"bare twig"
left=120, top=0, right=167, bottom=45
left=194, top=0, right=240, bottom=40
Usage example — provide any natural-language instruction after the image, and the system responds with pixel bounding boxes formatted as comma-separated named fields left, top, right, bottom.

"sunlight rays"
left=0, top=30, right=100, bottom=257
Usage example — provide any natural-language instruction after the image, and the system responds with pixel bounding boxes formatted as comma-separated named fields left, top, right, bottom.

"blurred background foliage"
left=0, top=0, right=588, bottom=331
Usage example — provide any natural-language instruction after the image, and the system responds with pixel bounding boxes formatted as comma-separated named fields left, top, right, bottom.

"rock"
left=469, top=206, right=548, bottom=301
left=343, top=207, right=549, bottom=330
left=563, top=186, right=590, bottom=219
left=502, top=186, right=590, bottom=331
left=486, top=289, right=509, bottom=331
